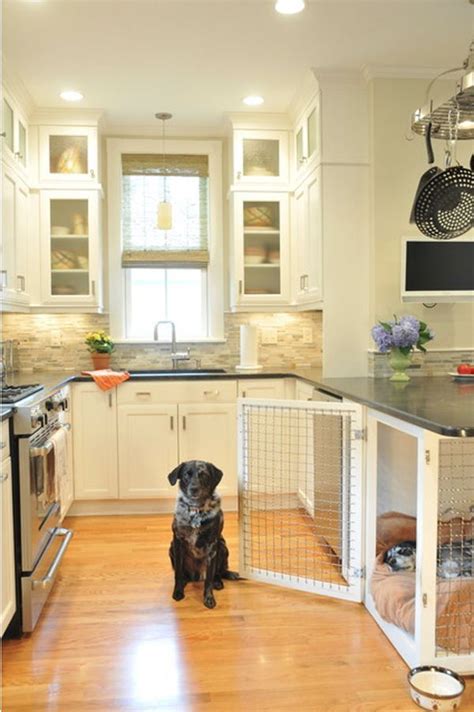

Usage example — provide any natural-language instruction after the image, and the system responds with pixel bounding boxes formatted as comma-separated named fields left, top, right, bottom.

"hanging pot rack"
left=411, top=43, right=474, bottom=141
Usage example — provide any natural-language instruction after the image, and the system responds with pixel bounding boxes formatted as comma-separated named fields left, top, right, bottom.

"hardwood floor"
left=2, top=514, right=473, bottom=711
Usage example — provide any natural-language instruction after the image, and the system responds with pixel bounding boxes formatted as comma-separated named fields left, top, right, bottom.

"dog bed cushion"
left=371, top=512, right=474, bottom=654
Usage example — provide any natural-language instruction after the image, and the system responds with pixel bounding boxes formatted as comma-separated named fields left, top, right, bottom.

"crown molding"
left=30, top=107, right=104, bottom=126
left=225, top=112, right=291, bottom=131
left=2, top=57, right=35, bottom=117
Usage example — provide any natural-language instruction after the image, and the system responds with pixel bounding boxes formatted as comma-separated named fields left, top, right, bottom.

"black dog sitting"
left=168, top=460, right=240, bottom=608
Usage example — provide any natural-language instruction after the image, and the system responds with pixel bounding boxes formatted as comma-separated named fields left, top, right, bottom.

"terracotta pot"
left=91, top=353, right=111, bottom=370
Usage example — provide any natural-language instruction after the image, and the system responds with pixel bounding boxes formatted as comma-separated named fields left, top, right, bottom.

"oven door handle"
left=30, top=423, right=71, bottom=458
left=32, top=528, right=74, bottom=590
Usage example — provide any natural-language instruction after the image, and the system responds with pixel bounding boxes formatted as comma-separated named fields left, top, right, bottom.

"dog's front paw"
left=213, top=579, right=224, bottom=590
left=224, top=570, right=241, bottom=580
left=172, top=588, right=185, bottom=601
left=204, top=593, right=216, bottom=609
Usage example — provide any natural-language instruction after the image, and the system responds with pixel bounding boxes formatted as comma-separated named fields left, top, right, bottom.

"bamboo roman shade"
left=121, top=153, right=209, bottom=268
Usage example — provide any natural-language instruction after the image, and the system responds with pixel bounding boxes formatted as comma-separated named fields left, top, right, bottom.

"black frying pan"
left=409, top=123, right=442, bottom=224
left=410, top=123, right=474, bottom=239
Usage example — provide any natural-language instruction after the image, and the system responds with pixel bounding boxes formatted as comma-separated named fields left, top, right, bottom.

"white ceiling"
left=3, top=0, right=473, bottom=133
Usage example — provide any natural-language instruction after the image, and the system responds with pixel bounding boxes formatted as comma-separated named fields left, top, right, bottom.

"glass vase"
left=388, top=348, right=412, bottom=382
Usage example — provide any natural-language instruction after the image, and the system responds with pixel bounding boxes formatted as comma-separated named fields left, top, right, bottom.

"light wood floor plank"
left=2, top=513, right=473, bottom=711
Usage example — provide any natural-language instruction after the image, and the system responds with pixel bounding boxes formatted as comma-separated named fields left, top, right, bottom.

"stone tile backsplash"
left=2, top=311, right=323, bottom=372
left=368, top=349, right=474, bottom=377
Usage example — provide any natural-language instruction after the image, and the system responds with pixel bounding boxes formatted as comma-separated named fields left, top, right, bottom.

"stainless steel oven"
left=13, top=387, right=73, bottom=632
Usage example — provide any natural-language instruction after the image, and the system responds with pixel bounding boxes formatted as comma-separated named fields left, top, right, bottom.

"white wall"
left=369, top=78, right=474, bottom=349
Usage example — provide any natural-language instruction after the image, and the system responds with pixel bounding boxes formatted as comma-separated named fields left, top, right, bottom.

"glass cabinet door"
left=307, top=106, right=318, bottom=159
left=49, top=198, right=90, bottom=296
left=49, top=135, right=88, bottom=176
left=3, top=99, right=14, bottom=153
left=242, top=200, right=281, bottom=296
left=40, top=127, right=97, bottom=182
left=234, top=130, right=289, bottom=185
left=242, top=139, right=280, bottom=179
left=18, top=120, right=27, bottom=167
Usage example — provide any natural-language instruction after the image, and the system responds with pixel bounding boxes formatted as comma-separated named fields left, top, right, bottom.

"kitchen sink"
left=128, top=368, right=227, bottom=376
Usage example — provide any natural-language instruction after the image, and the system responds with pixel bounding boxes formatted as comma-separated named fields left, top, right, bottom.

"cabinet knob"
left=236, top=171, right=242, bottom=180
left=0, top=471, right=9, bottom=483
left=0, top=270, right=7, bottom=290
left=16, top=275, right=26, bottom=292
left=299, top=156, right=308, bottom=164
left=14, top=151, right=24, bottom=160
left=89, top=169, right=96, bottom=179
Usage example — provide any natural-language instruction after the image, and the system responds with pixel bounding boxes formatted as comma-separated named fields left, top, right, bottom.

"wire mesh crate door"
left=238, top=399, right=364, bottom=602
left=435, top=438, right=474, bottom=662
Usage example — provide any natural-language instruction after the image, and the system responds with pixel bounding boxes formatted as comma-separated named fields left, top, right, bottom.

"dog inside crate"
left=370, top=431, right=474, bottom=657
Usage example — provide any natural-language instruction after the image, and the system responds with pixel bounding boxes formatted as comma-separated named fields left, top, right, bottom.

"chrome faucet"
left=153, top=321, right=190, bottom=369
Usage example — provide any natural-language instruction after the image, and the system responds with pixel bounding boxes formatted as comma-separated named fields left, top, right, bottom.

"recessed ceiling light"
left=60, top=90, right=84, bottom=102
left=243, top=95, right=264, bottom=107
left=275, top=0, right=305, bottom=14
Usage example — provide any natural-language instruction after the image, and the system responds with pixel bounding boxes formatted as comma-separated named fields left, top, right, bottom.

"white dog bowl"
left=407, top=666, right=465, bottom=711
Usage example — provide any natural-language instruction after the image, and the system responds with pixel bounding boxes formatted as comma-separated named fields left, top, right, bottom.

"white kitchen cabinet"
left=2, top=91, right=28, bottom=177
left=72, top=384, right=118, bottom=499
left=178, top=403, right=237, bottom=496
left=238, top=379, right=286, bottom=399
left=39, top=125, right=98, bottom=185
left=295, top=380, right=315, bottom=401
left=1, top=451, right=15, bottom=636
left=293, top=167, right=323, bottom=307
left=230, top=192, right=291, bottom=309
left=1, top=164, right=30, bottom=311
left=118, top=404, right=178, bottom=498
left=232, top=129, right=289, bottom=188
left=39, top=189, right=102, bottom=310
left=293, top=94, right=320, bottom=186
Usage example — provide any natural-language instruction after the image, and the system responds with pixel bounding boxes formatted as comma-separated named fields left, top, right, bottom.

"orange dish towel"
left=81, top=369, right=130, bottom=391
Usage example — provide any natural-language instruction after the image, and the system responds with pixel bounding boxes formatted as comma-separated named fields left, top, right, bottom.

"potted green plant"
left=371, top=315, right=434, bottom=381
left=85, top=330, right=115, bottom=370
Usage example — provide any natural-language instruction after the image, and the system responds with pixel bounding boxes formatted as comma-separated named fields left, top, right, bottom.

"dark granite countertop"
left=0, top=407, right=13, bottom=421
left=3, top=368, right=473, bottom=437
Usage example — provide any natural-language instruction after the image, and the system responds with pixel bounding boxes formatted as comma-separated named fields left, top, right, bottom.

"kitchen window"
left=107, top=138, right=224, bottom=342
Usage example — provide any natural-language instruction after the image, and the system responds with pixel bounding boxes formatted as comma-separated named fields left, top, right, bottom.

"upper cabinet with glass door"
left=2, top=92, right=28, bottom=177
left=39, top=126, right=98, bottom=185
left=232, top=129, right=290, bottom=188
left=40, top=190, right=102, bottom=311
left=293, top=93, right=321, bottom=186
left=231, top=192, right=290, bottom=310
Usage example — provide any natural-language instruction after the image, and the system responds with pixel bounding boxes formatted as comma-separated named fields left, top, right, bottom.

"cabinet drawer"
left=1, top=420, right=10, bottom=461
left=117, top=380, right=237, bottom=405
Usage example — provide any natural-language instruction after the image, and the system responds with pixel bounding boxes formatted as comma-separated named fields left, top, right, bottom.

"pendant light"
left=155, top=112, right=173, bottom=230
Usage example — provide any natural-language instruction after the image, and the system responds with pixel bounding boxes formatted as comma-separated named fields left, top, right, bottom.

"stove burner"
left=1, top=384, right=43, bottom=404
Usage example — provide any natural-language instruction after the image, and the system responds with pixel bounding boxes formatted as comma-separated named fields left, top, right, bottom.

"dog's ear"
left=168, top=463, right=185, bottom=486
left=208, top=463, right=223, bottom=489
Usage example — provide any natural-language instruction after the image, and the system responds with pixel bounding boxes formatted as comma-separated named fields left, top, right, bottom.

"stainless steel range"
left=13, top=386, right=73, bottom=632
left=1, top=383, right=44, bottom=404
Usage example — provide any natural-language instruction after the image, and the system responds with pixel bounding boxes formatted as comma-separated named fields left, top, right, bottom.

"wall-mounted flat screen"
left=402, top=238, right=474, bottom=302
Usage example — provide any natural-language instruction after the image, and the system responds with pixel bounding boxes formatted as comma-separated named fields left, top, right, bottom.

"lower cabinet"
left=72, top=378, right=294, bottom=503
left=117, top=402, right=237, bottom=498
left=238, top=378, right=286, bottom=399
left=1, top=456, right=16, bottom=636
left=118, top=404, right=178, bottom=498
left=72, top=383, right=118, bottom=499
left=178, top=403, right=237, bottom=496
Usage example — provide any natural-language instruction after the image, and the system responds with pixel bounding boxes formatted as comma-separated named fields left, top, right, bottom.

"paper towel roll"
left=236, top=324, right=262, bottom=371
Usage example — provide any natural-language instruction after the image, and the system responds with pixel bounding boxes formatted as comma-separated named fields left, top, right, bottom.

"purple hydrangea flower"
left=391, top=323, right=419, bottom=349
left=371, top=324, right=393, bottom=352
left=399, top=315, right=420, bottom=332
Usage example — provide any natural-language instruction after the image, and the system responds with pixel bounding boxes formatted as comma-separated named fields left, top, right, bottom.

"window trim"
left=106, top=137, right=224, bottom=342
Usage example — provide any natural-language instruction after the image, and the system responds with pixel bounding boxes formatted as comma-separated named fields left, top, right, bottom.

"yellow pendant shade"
left=157, top=200, right=172, bottom=230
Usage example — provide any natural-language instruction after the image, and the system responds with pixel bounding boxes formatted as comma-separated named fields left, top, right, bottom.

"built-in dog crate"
left=365, top=410, right=474, bottom=675
left=238, top=399, right=364, bottom=602
left=238, top=398, right=474, bottom=676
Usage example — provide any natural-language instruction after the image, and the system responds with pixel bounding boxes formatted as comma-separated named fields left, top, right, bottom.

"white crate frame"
left=365, top=408, right=474, bottom=675
left=238, top=398, right=365, bottom=603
